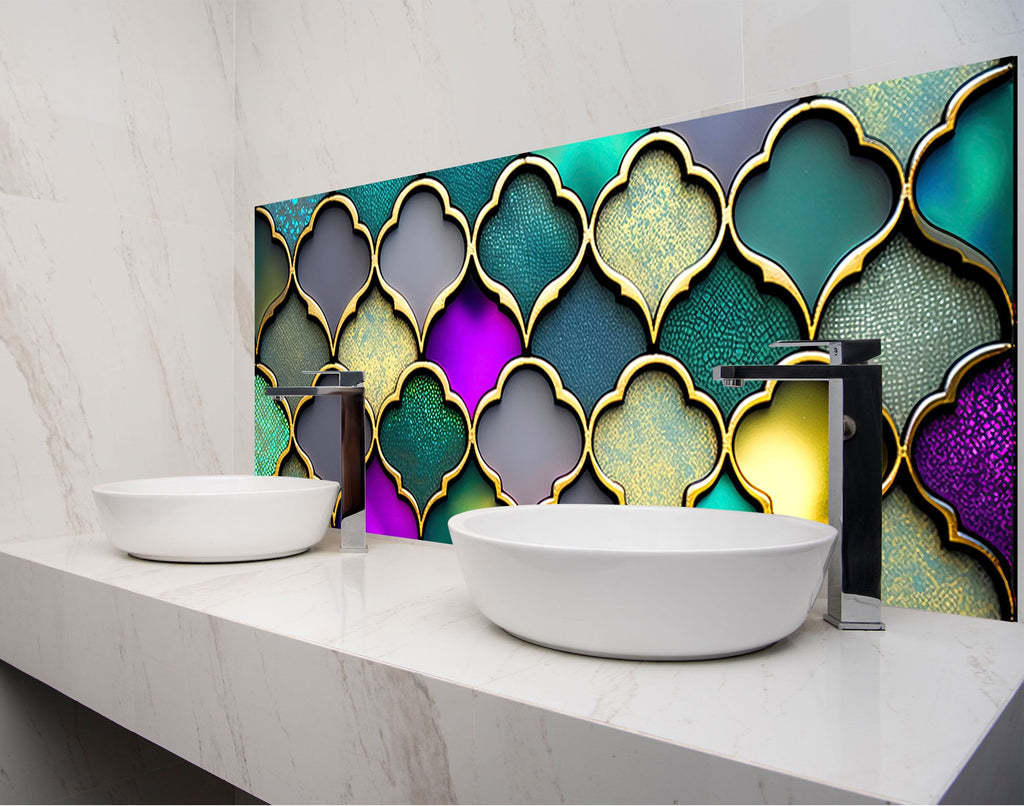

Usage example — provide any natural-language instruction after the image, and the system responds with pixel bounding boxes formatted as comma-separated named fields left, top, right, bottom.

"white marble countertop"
left=0, top=530, right=1022, bottom=804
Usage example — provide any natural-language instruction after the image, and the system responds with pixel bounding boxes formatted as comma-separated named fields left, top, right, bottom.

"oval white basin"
left=93, top=476, right=339, bottom=562
left=448, top=505, right=837, bottom=661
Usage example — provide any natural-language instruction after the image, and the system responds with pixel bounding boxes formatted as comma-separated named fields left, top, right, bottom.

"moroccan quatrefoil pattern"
left=256, top=60, right=1017, bottom=620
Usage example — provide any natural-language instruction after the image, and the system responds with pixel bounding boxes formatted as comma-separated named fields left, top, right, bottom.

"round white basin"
left=93, top=475, right=339, bottom=562
left=448, top=505, right=837, bottom=661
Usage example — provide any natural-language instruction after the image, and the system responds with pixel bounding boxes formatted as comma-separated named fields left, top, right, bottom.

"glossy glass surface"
left=254, top=60, right=1017, bottom=619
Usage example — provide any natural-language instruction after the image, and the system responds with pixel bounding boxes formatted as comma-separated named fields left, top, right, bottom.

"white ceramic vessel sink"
left=448, top=505, right=837, bottom=660
left=93, top=475, right=339, bottom=562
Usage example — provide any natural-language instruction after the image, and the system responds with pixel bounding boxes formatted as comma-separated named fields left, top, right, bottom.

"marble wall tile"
left=2, top=0, right=236, bottom=540
left=0, top=0, right=234, bottom=229
left=233, top=0, right=743, bottom=210
left=0, top=7, right=237, bottom=795
left=0, top=194, right=233, bottom=539
left=741, top=0, right=1024, bottom=104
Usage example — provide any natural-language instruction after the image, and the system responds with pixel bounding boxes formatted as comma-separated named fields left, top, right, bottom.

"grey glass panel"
left=295, top=396, right=341, bottom=485
left=476, top=367, right=583, bottom=505
left=295, top=205, right=371, bottom=336
left=378, top=190, right=467, bottom=331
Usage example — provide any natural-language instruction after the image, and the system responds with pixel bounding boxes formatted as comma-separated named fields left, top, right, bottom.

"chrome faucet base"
left=715, top=339, right=885, bottom=632
left=265, top=370, right=367, bottom=554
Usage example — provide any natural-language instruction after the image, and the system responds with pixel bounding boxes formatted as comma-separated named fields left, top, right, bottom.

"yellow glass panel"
left=595, top=148, right=718, bottom=313
left=337, top=287, right=419, bottom=412
left=593, top=370, right=718, bottom=506
left=733, top=381, right=829, bottom=523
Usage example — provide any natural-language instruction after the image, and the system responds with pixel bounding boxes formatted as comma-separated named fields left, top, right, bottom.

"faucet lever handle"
left=300, top=369, right=365, bottom=386
left=771, top=339, right=881, bottom=365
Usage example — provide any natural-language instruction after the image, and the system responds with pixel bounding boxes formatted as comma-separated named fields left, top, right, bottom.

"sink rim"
left=449, top=504, right=837, bottom=555
left=93, top=474, right=338, bottom=497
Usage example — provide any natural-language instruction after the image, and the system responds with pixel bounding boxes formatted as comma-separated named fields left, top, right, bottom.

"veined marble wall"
left=1, top=0, right=235, bottom=542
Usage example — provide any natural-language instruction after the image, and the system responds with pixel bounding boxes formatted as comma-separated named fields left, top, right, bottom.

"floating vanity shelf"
left=0, top=532, right=1021, bottom=804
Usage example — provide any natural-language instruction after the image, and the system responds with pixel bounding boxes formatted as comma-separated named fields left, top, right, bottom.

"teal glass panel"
left=694, top=471, right=758, bottom=513
left=732, top=117, right=896, bottom=307
left=378, top=371, right=469, bottom=513
left=536, top=129, right=647, bottom=213
left=915, top=79, right=1014, bottom=291
left=658, top=251, right=802, bottom=417
left=254, top=373, right=290, bottom=476
left=263, top=194, right=327, bottom=256
left=421, top=458, right=503, bottom=544
left=477, top=169, right=582, bottom=317
left=532, top=265, right=647, bottom=415
left=257, top=292, right=332, bottom=389
left=255, top=214, right=291, bottom=334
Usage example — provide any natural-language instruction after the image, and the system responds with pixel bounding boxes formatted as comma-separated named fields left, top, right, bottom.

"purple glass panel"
left=366, top=455, right=419, bottom=539
left=425, top=279, right=521, bottom=417
left=912, top=355, right=1015, bottom=567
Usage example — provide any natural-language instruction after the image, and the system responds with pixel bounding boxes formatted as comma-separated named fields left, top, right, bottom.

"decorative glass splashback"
left=255, top=60, right=1017, bottom=621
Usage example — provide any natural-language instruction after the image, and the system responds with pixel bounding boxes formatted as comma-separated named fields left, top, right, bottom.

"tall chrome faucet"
left=713, top=340, right=884, bottom=630
left=265, top=370, right=367, bottom=553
